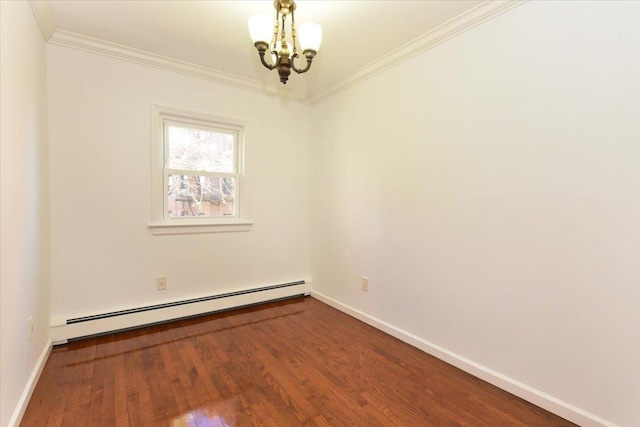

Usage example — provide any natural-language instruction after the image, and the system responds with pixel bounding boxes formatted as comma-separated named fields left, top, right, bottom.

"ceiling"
left=41, top=0, right=497, bottom=102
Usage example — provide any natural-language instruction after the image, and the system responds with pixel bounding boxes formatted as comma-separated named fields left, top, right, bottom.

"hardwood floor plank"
left=88, top=340, right=107, bottom=426
left=21, top=297, right=576, bottom=426
left=110, top=337, right=129, bottom=427
left=59, top=339, right=97, bottom=427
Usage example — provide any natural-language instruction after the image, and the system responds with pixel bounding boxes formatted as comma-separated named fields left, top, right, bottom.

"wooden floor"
left=22, top=297, right=576, bottom=426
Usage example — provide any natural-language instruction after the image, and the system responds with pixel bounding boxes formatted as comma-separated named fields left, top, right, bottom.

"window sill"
left=148, top=220, right=254, bottom=235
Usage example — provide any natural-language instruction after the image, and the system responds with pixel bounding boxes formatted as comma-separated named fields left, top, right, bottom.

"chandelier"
left=248, top=0, right=322, bottom=84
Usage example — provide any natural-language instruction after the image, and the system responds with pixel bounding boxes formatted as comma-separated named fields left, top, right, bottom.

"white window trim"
left=149, top=105, right=253, bottom=235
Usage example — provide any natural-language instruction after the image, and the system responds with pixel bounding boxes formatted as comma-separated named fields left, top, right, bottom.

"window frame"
left=149, top=105, right=253, bottom=235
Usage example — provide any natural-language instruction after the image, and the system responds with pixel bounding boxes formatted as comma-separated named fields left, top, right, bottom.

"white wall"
left=310, top=2, right=640, bottom=426
left=0, top=2, right=52, bottom=426
left=47, top=45, right=311, bottom=321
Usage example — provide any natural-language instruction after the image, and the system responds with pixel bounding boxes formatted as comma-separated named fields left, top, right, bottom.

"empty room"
left=1, top=0, right=638, bottom=426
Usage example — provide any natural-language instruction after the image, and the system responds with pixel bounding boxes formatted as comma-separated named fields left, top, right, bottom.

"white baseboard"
left=8, top=338, right=53, bottom=427
left=51, top=282, right=309, bottom=343
left=311, top=290, right=619, bottom=427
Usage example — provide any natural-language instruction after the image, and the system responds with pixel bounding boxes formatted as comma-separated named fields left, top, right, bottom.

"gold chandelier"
left=248, top=0, right=322, bottom=84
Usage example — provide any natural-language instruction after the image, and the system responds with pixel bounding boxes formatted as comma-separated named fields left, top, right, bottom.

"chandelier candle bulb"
left=248, top=0, right=322, bottom=84
left=248, top=14, right=272, bottom=44
left=298, top=23, right=322, bottom=51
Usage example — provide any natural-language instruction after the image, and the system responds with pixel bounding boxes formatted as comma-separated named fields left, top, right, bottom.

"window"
left=150, top=106, right=252, bottom=234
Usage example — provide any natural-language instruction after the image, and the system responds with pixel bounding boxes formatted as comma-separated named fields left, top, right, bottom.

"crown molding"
left=28, top=0, right=57, bottom=41
left=48, top=30, right=310, bottom=105
left=310, top=0, right=527, bottom=105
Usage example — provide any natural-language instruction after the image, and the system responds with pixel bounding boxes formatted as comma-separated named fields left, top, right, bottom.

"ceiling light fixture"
left=248, top=0, right=322, bottom=84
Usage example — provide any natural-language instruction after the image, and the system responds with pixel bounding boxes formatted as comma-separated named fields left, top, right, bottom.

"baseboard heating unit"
left=50, top=281, right=309, bottom=344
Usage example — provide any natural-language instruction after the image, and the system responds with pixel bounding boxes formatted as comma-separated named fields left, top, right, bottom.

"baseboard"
left=311, top=290, right=619, bottom=427
left=8, top=338, right=53, bottom=427
left=51, top=281, right=309, bottom=343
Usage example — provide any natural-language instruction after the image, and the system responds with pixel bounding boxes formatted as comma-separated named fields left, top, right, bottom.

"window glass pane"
left=167, top=175, right=235, bottom=218
left=167, top=125, right=235, bottom=173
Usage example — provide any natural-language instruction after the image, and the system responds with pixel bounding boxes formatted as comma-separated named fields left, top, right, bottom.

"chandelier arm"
left=258, top=52, right=277, bottom=71
left=254, top=41, right=277, bottom=70
left=292, top=48, right=317, bottom=74
left=291, top=55, right=312, bottom=74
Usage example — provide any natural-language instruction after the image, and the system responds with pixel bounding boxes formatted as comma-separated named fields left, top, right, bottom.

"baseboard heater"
left=50, top=280, right=309, bottom=344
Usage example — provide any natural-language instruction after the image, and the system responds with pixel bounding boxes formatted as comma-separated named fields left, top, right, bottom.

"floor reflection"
left=171, top=408, right=230, bottom=427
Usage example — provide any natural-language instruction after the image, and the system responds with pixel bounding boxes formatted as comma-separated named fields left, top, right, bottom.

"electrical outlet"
left=361, top=277, right=369, bottom=292
left=157, top=276, right=168, bottom=291
left=28, top=316, right=34, bottom=342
